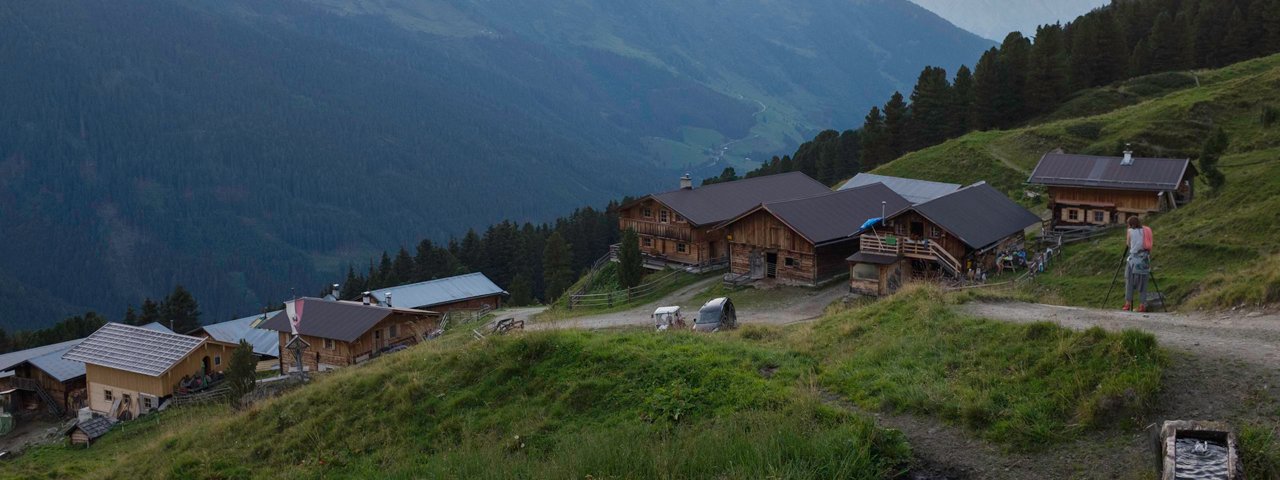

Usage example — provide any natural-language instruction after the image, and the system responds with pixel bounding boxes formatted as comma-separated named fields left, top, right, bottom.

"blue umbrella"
left=859, top=217, right=882, bottom=230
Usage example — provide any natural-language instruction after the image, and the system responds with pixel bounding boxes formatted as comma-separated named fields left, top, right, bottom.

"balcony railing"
left=619, top=218, right=692, bottom=242
left=858, top=235, right=961, bottom=277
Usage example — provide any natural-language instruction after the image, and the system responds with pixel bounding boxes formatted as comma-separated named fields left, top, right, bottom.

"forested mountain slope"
left=872, top=54, right=1280, bottom=308
left=0, top=0, right=989, bottom=329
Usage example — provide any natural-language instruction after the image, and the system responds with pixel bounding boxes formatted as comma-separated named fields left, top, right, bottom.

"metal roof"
left=653, top=306, right=681, bottom=315
left=139, top=322, right=175, bottom=333
left=640, top=172, right=831, bottom=226
left=901, top=182, right=1042, bottom=250
left=258, top=297, right=436, bottom=343
left=197, top=311, right=281, bottom=358
left=839, top=173, right=961, bottom=204
left=62, top=323, right=206, bottom=377
left=740, top=183, right=912, bottom=245
left=28, top=346, right=87, bottom=382
left=368, top=273, right=506, bottom=309
left=0, top=339, right=83, bottom=373
left=1027, top=153, right=1193, bottom=191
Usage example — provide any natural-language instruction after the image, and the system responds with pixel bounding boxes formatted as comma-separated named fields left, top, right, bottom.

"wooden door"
left=374, top=329, right=384, bottom=351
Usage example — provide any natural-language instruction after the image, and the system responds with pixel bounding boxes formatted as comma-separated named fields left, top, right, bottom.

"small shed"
left=65, top=416, right=113, bottom=446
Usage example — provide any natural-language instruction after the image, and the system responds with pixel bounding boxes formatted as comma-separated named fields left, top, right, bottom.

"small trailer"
left=652, top=306, right=686, bottom=331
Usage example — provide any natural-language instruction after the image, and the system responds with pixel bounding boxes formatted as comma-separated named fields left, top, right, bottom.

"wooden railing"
left=858, top=235, right=961, bottom=277
left=619, top=218, right=692, bottom=242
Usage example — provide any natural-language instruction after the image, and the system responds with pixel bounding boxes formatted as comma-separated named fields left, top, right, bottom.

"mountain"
left=0, top=0, right=991, bottom=330
left=910, top=0, right=1108, bottom=40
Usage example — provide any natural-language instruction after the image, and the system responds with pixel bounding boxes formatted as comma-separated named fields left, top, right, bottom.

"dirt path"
left=530, top=279, right=848, bottom=331
left=958, top=302, right=1280, bottom=371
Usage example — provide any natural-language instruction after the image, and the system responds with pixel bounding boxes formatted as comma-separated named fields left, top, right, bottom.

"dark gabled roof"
left=65, top=416, right=113, bottom=440
left=724, top=183, right=911, bottom=246
left=635, top=172, right=831, bottom=226
left=839, top=173, right=961, bottom=204
left=899, top=182, right=1042, bottom=250
left=258, top=297, right=436, bottom=343
left=367, top=273, right=506, bottom=309
left=1027, top=152, right=1194, bottom=191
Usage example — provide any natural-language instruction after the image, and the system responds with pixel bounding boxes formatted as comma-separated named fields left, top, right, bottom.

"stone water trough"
left=1159, top=420, right=1241, bottom=480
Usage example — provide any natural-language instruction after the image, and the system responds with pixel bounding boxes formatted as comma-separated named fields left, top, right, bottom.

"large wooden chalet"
left=716, top=183, right=912, bottom=286
left=62, top=323, right=236, bottom=419
left=617, top=172, right=830, bottom=267
left=849, top=182, right=1041, bottom=296
left=259, top=297, right=439, bottom=373
left=1028, top=150, right=1196, bottom=227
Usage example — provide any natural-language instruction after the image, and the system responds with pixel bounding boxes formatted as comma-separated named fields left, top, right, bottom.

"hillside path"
left=529, top=279, right=847, bottom=331
left=958, top=302, right=1280, bottom=370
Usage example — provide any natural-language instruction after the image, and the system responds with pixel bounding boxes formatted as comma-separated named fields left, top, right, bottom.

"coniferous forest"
left=736, top=0, right=1280, bottom=185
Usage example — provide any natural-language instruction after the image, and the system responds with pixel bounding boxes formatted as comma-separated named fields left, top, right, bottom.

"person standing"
left=1123, top=216, right=1154, bottom=312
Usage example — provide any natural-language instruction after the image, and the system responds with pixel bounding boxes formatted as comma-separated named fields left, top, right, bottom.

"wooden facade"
left=848, top=259, right=905, bottom=297
left=850, top=219, right=1028, bottom=297
left=722, top=209, right=855, bottom=286
left=425, top=294, right=502, bottom=313
left=10, top=363, right=85, bottom=414
left=85, top=341, right=232, bottom=418
left=1048, top=186, right=1168, bottom=227
left=276, top=312, right=437, bottom=373
left=618, top=198, right=723, bottom=266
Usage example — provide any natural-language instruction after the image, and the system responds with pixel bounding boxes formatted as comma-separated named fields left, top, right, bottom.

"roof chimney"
left=680, top=173, right=692, bottom=190
left=1121, top=144, right=1134, bottom=166
left=384, top=292, right=392, bottom=308
left=362, top=291, right=371, bottom=305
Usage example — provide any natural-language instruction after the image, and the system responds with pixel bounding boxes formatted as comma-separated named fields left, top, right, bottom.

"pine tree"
left=123, top=306, right=141, bottom=326
left=508, top=274, right=533, bottom=306
left=1199, top=127, right=1228, bottom=192
left=161, top=285, right=201, bottom=333
left=859, top=107, right=890, bottom=168
left=616, top=228, right=645, bottom=290
left=995, top=32, right=1031, bottom=126
left=971, top=48, right=1001, bottom=130
left=1025, top=24, right=1068, bottom=116
left=339, top=264, right=362, bottom=299
left=950, top=65, right=975, bottom=137
left=882, top=92, right=909, bottom=158
left=908, top=66, right=952, bottom=149
left=1219, top=7, right=1254, bottom=65
left=1067, top=16, right=1100, bottom=89
left=227, top=340, right=257, bottom=409
left=391, top=247, right=414, bottom=286
left=1146, top=12, right=1183, bottom=72
left=1259, top=0, right=1280, bottom=53
left=373, top=251, right=393, bottom=289
left=458, top=229, right=483, bottom=273
left=139, top=298, right=161, bottom=326
left=542, top=231, right=575, bottom=301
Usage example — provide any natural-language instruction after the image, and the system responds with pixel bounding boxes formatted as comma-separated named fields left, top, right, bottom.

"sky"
left=909, top=0, right=1111, bottom=40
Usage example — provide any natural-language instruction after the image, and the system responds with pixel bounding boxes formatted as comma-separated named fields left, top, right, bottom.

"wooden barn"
left=259, top=298, right=439, bottom=373
left=1028, top=150, right=1196, bottom=227
left=850, top=182, right=1041, bottom=296
left=716, top=183, right=912, bottom=286
left=617, top=172, right=830, bottom=268
left=364, top=272, right=507, bottom=313
left=62, top=323, right=235, bottom=419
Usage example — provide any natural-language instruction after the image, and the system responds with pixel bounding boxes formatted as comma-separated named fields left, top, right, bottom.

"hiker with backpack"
left=1123, top=216, right=1154, bottom=312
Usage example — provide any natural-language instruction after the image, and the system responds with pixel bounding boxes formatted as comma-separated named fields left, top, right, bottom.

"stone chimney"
left=680, top=173, right=693, bottom=190
left=1121, top=144, right=1134, bottom=166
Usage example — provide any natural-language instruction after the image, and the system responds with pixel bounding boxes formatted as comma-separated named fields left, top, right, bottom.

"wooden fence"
left=567, top=268, right=686, bottom=309
left=171, top=385, right=231, bottom=407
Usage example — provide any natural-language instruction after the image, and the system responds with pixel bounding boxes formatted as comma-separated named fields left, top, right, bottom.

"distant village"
left=0, top=148, right=1195, bottom=448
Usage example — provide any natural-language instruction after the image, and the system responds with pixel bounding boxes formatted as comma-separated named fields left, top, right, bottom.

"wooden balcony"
left=858, top=235, right=961, bottom=276
left=619, top=218, right=692, bottom=242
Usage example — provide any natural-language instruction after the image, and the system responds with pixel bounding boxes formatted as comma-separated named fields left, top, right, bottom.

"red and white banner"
left=285, top=298, right=305, bottom=336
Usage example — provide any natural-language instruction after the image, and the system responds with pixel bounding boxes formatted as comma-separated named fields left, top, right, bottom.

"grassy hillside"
left=871, top=53, right=1280, bottom=309
left=0, top=286, right=1166, bottom=478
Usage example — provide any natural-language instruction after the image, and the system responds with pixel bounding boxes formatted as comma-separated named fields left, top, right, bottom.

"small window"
left=641, top=207, right=653, bottom=218
left=659, top=210, right=669, bottom=223
left=1091, top=210, right=1109, bottom=224
left=785, top=257, right=797, bottom=267
left=214, top=355, right=222, bottom=366
left=1069, top=209, right=1081, bottom=221
left=143, top=397, right=153, bottom=410
left=374, top=330, right=382, bottom=340
left=895, top=223, right=905, bottom=235
left=324, top=338, right=335, bottom=350
left=390, top=324, right=399, bottom=338
left=642, top=237, right=653, bottom=247
left=676, top=243, right=687, bottom=253
left=930, top=226, right=942, bottom=238
left=104, top=389, right=114, bottom=401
